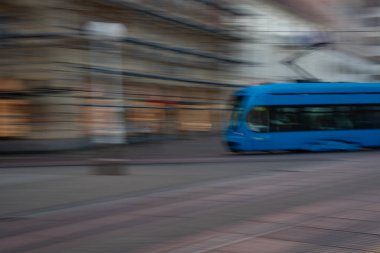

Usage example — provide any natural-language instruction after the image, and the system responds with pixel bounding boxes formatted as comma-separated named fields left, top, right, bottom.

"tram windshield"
left=230, top=95, right=244, bottom=128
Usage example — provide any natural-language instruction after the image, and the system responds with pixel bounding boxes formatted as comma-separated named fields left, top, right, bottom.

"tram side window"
left=247, top=107, right=269, bottom=132
left=302, top=107, right=336, bottom=130
left=353, top=105, right=380, bottom=129
left=334, top=106, right=354, bottom=130
left=270, top=105, right=361, bottom=131
left=270, top=107, right=301, bottom=131
left=249, top=104, right=380, bottom=132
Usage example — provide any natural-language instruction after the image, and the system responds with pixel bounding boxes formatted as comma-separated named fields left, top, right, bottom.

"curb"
left=0, top=155, right=255, bottom=168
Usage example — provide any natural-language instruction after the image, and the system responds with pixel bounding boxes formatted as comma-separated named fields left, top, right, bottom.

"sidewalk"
left=0, top=134, right=228, bottom=168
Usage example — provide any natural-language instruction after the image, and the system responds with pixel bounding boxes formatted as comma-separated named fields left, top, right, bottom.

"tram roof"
left=237, top=82, right=380, bottom=96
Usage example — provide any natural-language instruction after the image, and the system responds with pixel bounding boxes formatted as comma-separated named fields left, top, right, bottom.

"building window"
left=0, top=99, right=30, bottom=138
left=366, top=36, right=380, bottom=45
left=0, top=79, right=30, bottom=138
left=363, top=17, right=380, bottom=27
left=363, top=0, right=380, bottom=8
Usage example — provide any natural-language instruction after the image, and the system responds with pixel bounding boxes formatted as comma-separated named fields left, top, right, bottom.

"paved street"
left=0, top=135, right=227, bottom=168
left=1, top=150, right=380, bottom=253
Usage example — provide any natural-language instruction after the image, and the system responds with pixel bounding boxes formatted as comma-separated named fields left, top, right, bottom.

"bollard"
left=92, top=158, right=128, bottom=175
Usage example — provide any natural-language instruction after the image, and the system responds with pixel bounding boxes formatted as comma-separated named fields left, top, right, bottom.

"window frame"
left=246, top=104, right=380, bottom=133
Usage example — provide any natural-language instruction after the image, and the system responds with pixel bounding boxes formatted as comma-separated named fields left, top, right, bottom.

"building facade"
left=0, top=0, right=249, bottom=151
left=235, top=0, right=378, bottom=83
left=342, top=0, right=380, bottom=80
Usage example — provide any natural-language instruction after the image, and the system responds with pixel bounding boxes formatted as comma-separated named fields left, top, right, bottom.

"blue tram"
left=225, top=82, right=380, bottom=152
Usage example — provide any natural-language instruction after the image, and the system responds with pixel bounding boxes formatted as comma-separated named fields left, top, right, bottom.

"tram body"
left=225, top=83, right=380, bottom=152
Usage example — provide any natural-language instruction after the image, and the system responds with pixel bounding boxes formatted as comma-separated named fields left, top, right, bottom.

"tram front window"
left=230, top=96, right=244, bottom=129
left=247, top=107, right=269, bottom=132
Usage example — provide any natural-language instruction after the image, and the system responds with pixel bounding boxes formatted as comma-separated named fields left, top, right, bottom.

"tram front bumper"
left=224, top=133, right=245, bottom=152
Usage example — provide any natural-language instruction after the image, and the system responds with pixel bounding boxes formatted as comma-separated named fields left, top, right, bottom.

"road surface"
left=1, top=151, right=380, bottom=252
